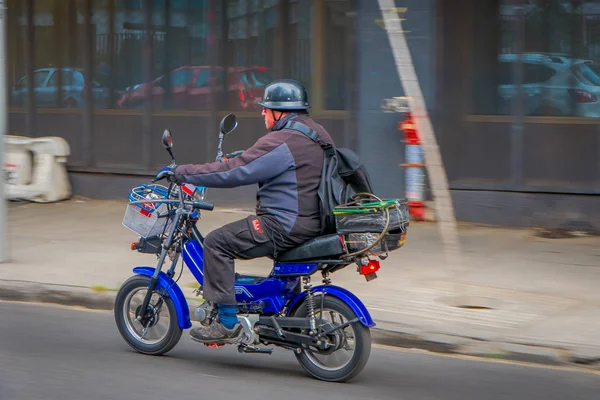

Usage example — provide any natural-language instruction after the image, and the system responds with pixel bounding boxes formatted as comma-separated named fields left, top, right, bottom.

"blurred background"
left=4, top=0, right=600, bottom=231
left=1, top=2, right=599, bottom=397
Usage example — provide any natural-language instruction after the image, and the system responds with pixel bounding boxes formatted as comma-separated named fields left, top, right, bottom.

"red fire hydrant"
left=399, top=112, right=426, bottom=220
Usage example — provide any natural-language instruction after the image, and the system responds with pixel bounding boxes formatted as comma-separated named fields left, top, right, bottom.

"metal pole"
left=0, top=0, right=8, bottom=262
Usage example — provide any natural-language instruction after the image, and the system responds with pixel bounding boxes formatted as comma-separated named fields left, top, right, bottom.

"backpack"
left=283, top=120, right=375, bottom=235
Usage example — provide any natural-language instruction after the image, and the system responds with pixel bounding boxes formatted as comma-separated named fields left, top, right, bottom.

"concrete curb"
left=1, top=281, right=598, bottom=370
left=0, top=281, right=117, bottom=310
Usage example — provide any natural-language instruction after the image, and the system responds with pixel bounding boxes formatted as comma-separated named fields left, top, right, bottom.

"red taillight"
left=239, top=89, right=245, bottom=102
left=568, top=89, right=597, bottom=103
left=359, top=260, right=380, bottom=276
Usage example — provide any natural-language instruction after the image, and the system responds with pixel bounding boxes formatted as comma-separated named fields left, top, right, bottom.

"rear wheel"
left=293, top=295, right=371, bottom=382
left=114, top=275, right=182, bottom=355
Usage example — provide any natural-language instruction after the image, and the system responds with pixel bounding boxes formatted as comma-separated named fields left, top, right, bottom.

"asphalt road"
left=0, top=301, right=598, bottom=400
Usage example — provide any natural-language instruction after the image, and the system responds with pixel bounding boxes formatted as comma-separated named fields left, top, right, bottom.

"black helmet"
left=258, top=79, right=310, bottom=110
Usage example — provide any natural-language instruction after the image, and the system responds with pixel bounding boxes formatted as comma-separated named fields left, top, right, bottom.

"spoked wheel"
left=114, top=275, right=182, bottom=355
left=293, top=295, right=371, bottom=382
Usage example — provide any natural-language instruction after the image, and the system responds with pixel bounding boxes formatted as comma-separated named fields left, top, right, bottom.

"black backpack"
left=283, top=120, right=375, bottom=235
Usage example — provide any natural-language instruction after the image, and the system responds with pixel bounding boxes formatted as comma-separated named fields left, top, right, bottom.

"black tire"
left=293, top=295, right=371, bottom=382
left=114, top=275, right=182, bottom=356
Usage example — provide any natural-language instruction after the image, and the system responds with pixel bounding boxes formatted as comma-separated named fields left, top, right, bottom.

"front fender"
left=287, top=285, right=375, bottom=328
left=132, top=267, right=192, bottom=329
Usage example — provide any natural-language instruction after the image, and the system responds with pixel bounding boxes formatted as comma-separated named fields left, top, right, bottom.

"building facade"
left=6, top=0, right=600, bottom=231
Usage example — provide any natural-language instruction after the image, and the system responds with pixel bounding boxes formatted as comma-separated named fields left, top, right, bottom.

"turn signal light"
left=360, top=260, right=380, bottom=275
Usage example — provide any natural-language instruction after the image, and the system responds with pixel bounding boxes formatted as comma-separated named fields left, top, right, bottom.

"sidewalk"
left=2, top=198, right=599, bottom=368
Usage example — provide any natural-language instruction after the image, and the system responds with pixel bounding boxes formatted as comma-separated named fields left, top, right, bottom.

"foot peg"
left=237, top=343, right=273, bottom=355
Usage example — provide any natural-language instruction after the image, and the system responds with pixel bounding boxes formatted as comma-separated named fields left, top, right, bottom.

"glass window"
left=523, top=63, right=556, bottom=84
left=47, top=71, right=60, bottom=87
left=10, top=0, right=319, bottom=113
left=125, top=0, right=313, bottom=112
left=170, top=69, right=193, bottom=86
left=211, top=69, right=226, bottom=87
left=195, top=69, right=211, bottom=88
left=324, top=0, right=353, bottom=110
left=33, top=71, right=50, bottom=87
left=47, top=70, right=77, bottom=87
left=17, top=76, right=29, bottom=88
left=473, top=0, right=600, bottom=118
left=497, top=61, right=513, bottom=85
left=571, top=62, right=600, bottom=85
left=8, top=0, right=90, bottom=108
left=239, top=69, right=274, bottom=88
left=92, top=0, right=149, bottom=109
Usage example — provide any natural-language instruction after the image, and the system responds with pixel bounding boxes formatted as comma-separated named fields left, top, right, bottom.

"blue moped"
left=114, top=114, right=408, bottom=382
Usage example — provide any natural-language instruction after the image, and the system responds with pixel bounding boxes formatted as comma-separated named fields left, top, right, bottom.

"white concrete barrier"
left=3, top=135, right=72, bottom=202
left=4, top=135, right=33, bottom=187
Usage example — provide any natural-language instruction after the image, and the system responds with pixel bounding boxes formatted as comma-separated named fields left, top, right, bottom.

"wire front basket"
left=122, top=184, right=172, bottom=238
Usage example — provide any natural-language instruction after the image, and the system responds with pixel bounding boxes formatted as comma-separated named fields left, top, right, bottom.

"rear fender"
left=132, top=267, right=192, bottom=329
left=286, top=285, right=375, bottom=328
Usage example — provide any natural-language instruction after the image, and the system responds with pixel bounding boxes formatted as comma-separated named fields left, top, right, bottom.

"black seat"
left=276, top=234, right=346, bottom=262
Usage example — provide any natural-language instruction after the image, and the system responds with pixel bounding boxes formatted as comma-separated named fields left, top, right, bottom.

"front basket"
left=122, top=183, right=172, bottom=238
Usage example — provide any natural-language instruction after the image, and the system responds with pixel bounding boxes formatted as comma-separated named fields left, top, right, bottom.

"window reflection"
left=474, top=0, right=600, bottom=118
left=324, top=0, right=352, bottom=110
left=109, top=0, right=310, bottom=112
left=8, top=0, right=351, bottom=113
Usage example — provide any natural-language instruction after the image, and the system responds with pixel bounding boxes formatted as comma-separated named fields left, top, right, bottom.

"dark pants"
left=202, top=215, right=306, bottom=305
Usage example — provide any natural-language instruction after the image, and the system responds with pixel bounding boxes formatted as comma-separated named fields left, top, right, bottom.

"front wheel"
left=114, top=275, right=182, bottom=355
left=293, top=295, right=372, bottom=382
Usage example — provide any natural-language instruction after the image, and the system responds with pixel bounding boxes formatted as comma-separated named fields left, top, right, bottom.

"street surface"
left=0, top=301, right=598, bottom=400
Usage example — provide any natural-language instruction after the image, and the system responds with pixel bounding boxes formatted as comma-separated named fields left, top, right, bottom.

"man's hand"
left=153, top=165, right=179, bottom=183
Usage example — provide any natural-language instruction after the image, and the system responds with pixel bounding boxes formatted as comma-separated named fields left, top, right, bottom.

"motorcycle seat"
left=276, top=234, right=346, bottom=262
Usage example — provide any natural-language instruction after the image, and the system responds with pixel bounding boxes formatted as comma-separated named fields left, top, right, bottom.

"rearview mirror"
left=220, top=113, right=238, bottom=135
left=162, top=129, right=173, bottom=149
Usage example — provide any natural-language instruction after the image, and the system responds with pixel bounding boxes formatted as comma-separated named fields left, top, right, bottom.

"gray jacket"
left=175, top=114, right=335, bottom=239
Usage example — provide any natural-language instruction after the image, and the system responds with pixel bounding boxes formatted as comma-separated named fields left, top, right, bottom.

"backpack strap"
left=284, top=120, right=336, bottom=156
left=284, top=120, right=319, bottom=142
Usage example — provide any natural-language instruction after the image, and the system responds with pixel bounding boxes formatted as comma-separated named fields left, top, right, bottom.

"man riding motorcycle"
left=166, top=79, right=336, bottom=343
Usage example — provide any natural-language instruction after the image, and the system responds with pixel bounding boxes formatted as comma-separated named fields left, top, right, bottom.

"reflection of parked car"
left=116, top=66, right=273, bottom=111
left=11, top=68, right=112, bottom=108
left=236, top=67, right=273, bottom=110
left=497, top=53, right=600, bottom=117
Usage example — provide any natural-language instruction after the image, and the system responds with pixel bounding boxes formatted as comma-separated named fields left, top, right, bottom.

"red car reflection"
left=116, top=66, right=272, bottom=111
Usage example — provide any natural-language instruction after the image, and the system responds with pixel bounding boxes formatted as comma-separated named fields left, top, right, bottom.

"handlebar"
left=195, top=202, right=214, bottom=211
left=224, top=150, right=243, bottom=159
left=129, top=199, right=214, bottom=211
